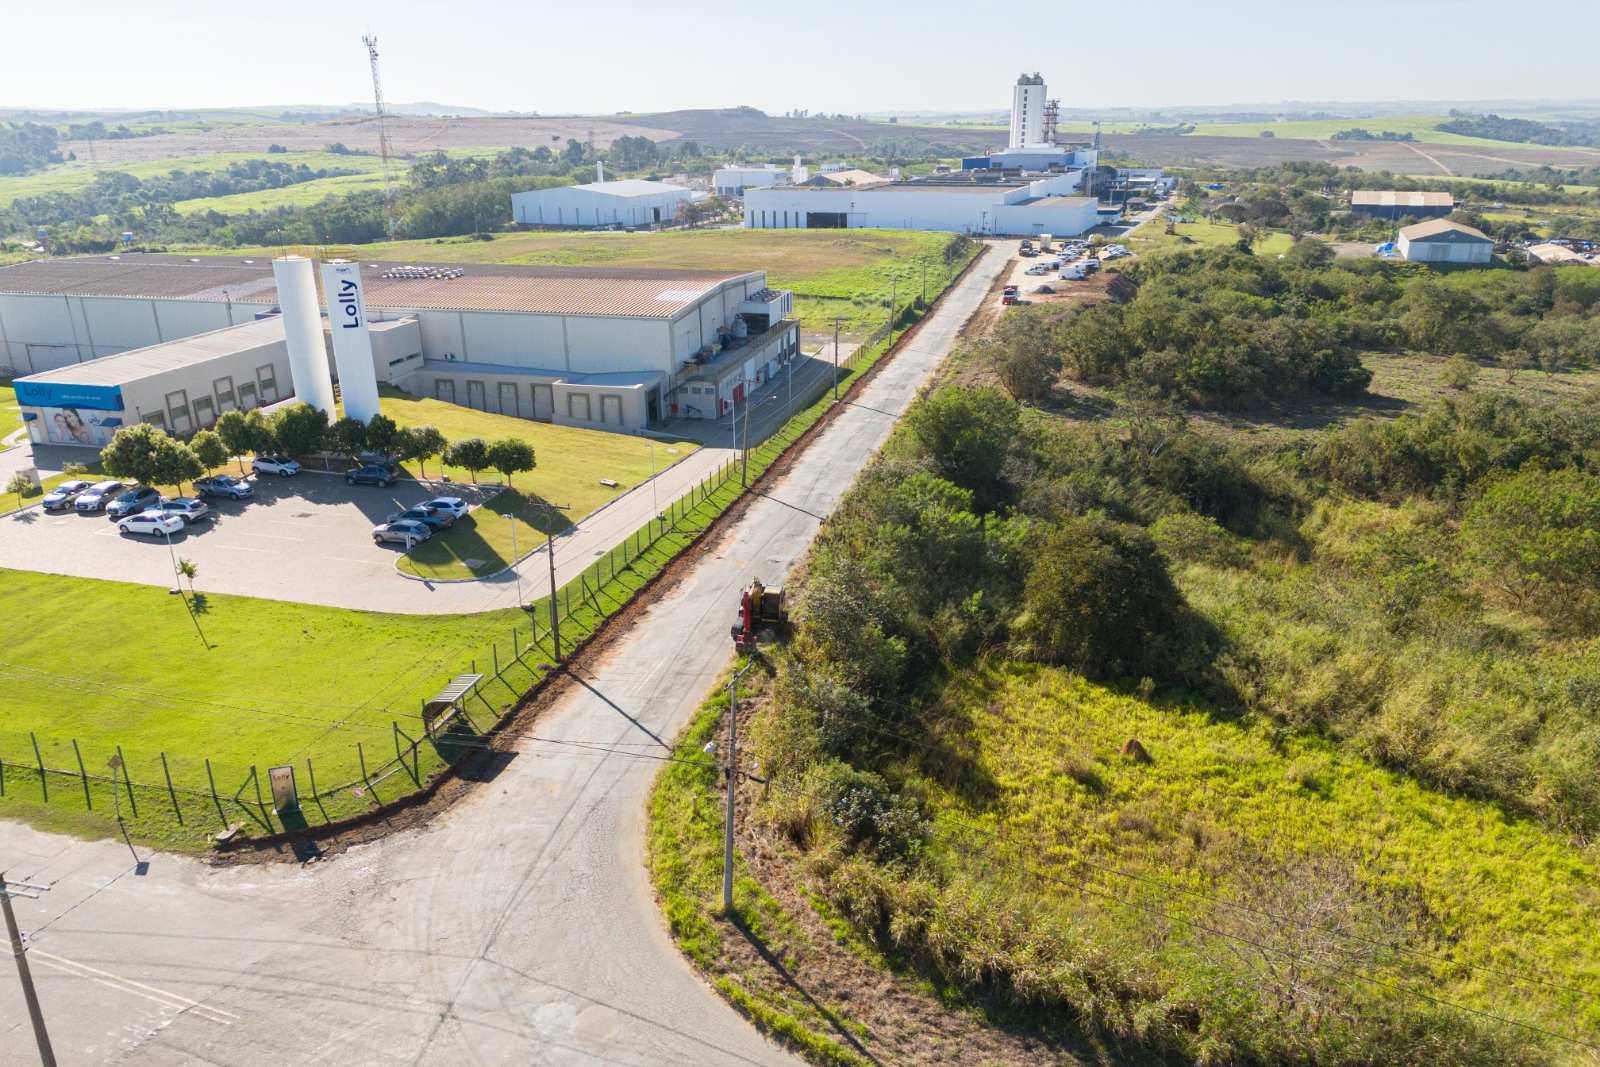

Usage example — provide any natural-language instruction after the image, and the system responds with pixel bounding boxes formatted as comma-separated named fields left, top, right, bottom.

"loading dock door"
left=435, top=379, right=456, bottom=404
left=807, top=212, right=848, bottom=229
left=533, top=384, right=553, bottom=421
left=466, top=380, right=487, bottom=411
left=497, top=382, right=521, bottom=418
left=600, top=395, right=622, bottom=425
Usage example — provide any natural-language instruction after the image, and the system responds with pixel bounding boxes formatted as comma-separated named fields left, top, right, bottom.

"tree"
left=100, top=422, right=172, bottom=486
left=443, top=437, right=490, bottom=483
left=1019, top=515, right=1184, bottom=675
left=364, top=413, right=401, bottom=459
left=214, top=408, right=274, bottom=472
left=985, top=308, right=1065, bottom=403
left=272, top=403, right=330, bottom=458
left=331, top=416, right=368, bottom=460
left=7, top=471, right=31, bottom=509
left=177, top=557, right=198, bottom=593
left=486, top=437, right=537, bottom=488
left=100, top=423, right=203, bottom=492
left=903, top=386, right=1019, bottom=511
left=402, top=425, right=448, bottom=479
left=190, top=428, right=228, bottom=473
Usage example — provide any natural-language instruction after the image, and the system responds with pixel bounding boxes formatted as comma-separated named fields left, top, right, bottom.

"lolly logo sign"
left=326, top=265, right=367, bottom=330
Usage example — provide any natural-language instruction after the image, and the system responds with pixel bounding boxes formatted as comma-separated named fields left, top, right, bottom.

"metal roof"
left=559, top=178, right=690, bottom=198
left=1027, top=196, right=1097, bottom=207
left=1399, top=219, right=1493, bottom=242
left=16, top=316, right=287, bottom=386
left=0, top=256, right=759, bottom=319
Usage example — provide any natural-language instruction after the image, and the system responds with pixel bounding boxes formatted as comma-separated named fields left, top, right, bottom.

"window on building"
left=166, top=389, right=191, bottom=434
left=214, top=376, right=236, bottom=413
left=257, top=364, right=279, bottom=404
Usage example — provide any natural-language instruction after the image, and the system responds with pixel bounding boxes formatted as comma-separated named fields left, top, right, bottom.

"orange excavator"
left=731, top=577, right=786, bottom=653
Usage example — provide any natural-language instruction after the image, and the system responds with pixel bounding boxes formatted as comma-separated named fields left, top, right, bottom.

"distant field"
left=0, top=149, right=391, bottom=207
left=173, top=171, right=392, bottom=215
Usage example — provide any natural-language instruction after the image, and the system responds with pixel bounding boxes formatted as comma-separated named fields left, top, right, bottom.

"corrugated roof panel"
left=0, top=256, right=758, bottom=319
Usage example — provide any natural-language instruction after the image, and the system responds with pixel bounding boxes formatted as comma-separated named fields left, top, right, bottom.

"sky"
left=5, top=0, right=1599, bottom=116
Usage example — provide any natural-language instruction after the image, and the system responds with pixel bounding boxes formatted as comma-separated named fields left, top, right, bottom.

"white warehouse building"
left=744, top=172, right=1100, bottom=237
left=0, top=255, right=798, bottom=444
left=510, top=178, right=697, bottom=228
left=1397, top=220, right=1496, bottom=265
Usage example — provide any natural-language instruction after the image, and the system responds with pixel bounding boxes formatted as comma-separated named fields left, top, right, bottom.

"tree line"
left=95, top=404, right=537, bottom=492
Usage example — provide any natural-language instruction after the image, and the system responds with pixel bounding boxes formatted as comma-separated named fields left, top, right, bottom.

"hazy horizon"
left=8, top=0, right=1599, bottom=117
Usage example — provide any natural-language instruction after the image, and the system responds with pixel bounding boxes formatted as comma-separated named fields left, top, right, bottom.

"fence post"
left=0, top=755, right=5, bottom=797
left=117, top=745, right=137, bottom=817
left=306, top=758, right=318, bottom=808
left=205, top=758, right=226, bottom=829
left=161, top=752, right=182, bottom=824
left=251, top=765, right=266, bottom=822
left=493, top=643, right=500, bottom=678
left=72, top=739, right=91, bottom=810
left=30, top=732, right=47, bottom=803
left=358, top=742, right=369, bottom=787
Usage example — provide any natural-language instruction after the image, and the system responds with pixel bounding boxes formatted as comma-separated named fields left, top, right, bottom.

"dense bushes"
left=1054, top=247, right=1600, bottom=408
left=750, top=373, right=1600, bottom=1062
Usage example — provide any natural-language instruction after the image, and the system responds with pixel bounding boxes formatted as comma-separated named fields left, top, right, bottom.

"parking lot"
left=0, top=473, right=513, bottom=614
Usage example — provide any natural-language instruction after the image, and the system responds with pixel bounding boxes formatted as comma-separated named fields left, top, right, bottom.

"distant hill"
left=612, top=108, right=1007, bottom=153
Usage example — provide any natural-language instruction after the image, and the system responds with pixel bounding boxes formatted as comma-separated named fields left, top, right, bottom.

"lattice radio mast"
left=363, top=34, right=397, bottom=240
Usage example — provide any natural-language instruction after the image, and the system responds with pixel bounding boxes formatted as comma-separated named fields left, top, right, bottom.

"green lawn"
left=378, top=388, right=696, bottom=517
left=0, top=150, right=392, bottom=207
left=0, top=378, right=22, bottom=443
left=1126, top=217, right=1296, bottom=257
left=173, top=171, right=392, bottom=215
left=0, top=566, right=537, bottom=846
left=400, top=488, right=568, bottom=580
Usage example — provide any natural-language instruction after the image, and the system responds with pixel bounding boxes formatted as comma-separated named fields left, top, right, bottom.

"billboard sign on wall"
left=37, top=406, right=120, bottom=447
left=320, top=261, right=383, bottom=423
left=14, top=381, right=124, bottom=411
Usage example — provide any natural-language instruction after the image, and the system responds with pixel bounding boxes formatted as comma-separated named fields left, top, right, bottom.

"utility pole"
left=362, top=35, right=397, bottom=241
left=829, top=316, right=846, bottom=402
left=741, top=380, right=756, bottom=488
left=1, top=873, right=55, bottom=1067
left=722, top=663, right=754, bottom=912
left=528, top=501, right=571, bottom=658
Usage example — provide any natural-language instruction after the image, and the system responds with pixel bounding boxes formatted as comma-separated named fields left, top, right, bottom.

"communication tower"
left=362, top=34, right=398, bottom=240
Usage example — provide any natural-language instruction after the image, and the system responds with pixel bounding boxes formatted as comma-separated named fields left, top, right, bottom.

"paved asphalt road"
left=0, top=245, right=1008, bottom=1067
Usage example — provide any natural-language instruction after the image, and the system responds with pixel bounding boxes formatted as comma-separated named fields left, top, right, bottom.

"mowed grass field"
left=0, top=567, right=530, bottom=832
left=1127, top=217, right=1296, bottom=257
left=237, top=228, right=963, bottom=333
left=0, top=378, right=23, bottom=442
left=172, top=171, right=392, bottom=215
left=378, top=387, right=696, bottom=508
left=0, top=149, right=390, bottom=206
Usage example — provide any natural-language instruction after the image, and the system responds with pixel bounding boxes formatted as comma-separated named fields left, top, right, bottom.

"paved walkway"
left=0, top=244, right=1008, bottom=1067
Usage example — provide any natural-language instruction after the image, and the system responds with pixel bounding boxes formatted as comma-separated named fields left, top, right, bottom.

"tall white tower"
left=272, top=256, right=337, bottom=419
left=1010, top=72, right=1047, bottom=149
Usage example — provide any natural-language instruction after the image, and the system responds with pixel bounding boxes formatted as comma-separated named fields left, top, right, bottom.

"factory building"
left=962, top=73, right=1099, bottom=174
left=1397, top=220, right=1496, bottom=265
left=510, top=178, right=698, bottom=228
left=1351, top=190, right=1454, bottom=221
left=0, top=255, right=798, bottom=443
left=713, top=165, right=790, bottom=197
left=743, top=172, right=1099, bottom=237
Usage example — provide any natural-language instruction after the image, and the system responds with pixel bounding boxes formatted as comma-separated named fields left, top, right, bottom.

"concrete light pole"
left=526, top=501, right=571, bottom=658
left=1, top=873, right=55, bottom=1067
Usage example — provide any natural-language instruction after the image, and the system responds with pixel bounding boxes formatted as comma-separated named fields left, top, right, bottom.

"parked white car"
left=252, top=454, right=302, bottom=477
left=117, top=512, right=186, bottom=538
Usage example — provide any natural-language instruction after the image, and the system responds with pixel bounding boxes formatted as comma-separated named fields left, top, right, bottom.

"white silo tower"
left=1011, top=73, right=1047, bottom=149
left=320, top=260, right=383, bottom=423
left=272, top=256, right=337, bottom=419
